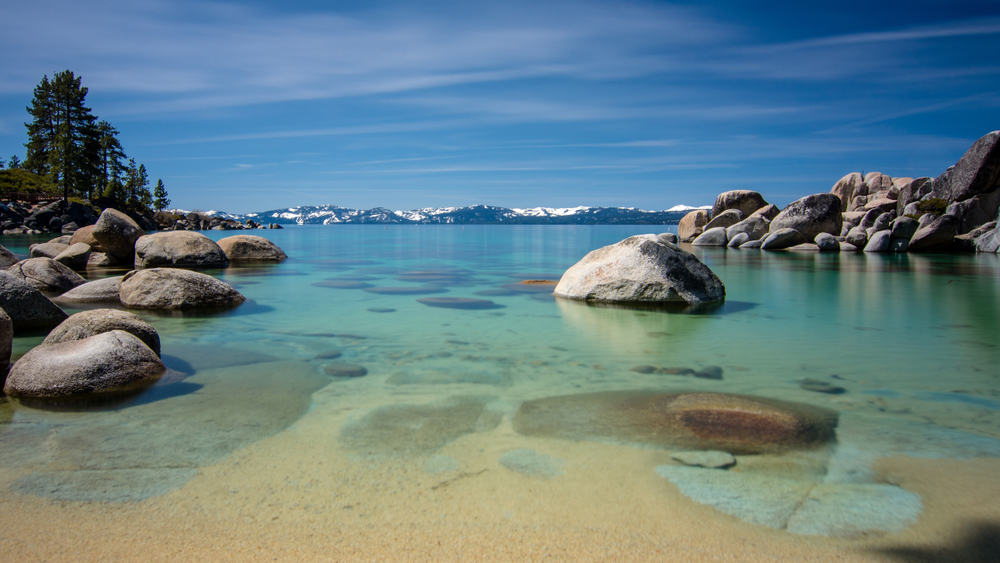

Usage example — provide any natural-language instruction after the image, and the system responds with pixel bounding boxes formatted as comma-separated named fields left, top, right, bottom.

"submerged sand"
left=0, top=401, right=996, bottom=561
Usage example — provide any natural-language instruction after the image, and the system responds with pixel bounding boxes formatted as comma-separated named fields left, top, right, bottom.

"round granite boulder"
left=770, top=194, right=843, bottom=241
left=54, top=242, right=91, bottom=271
left=711, top=190, right=768, bottom=219
left=69, top=224, right=102, bottom=250
left=44, top=308, right=160, bottom=356
left=119, top=268, right=245, bottom=310
left=29, top=242, right=69, bottom=259
left=7, top=257, right=86, bottom=294
left=93, top=208, right=143, bottom=262
left=678, top=209, right=710, bottom=242
left=4, top=330, right=164, bottom=399
left=53, top=276, right=123, bottom=305
left=134, top=231, right=229, bottom=269
left=0, top=271, right=67, bottom=331
left=554, top=234, right=725, bottom=307
left=216, top=235, right=287, bottom=262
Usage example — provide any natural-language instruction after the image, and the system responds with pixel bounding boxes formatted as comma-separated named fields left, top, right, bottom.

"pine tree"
left=24, top=70, right=98, bottom=206
left=94, top=120, right=126, bottom=196
left=153, top=179, right=170, bottom=211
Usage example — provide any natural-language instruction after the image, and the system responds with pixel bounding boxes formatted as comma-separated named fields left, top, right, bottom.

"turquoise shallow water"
left=1, top=225, right=999, bottom=539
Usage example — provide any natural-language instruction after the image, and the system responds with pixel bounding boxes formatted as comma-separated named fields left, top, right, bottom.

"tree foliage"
left=153, top=179, right=170, bottom=211
left=20, top=70, right=160, bottom=214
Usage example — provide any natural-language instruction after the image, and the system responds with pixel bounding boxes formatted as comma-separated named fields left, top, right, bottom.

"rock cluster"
left=679, top=130, right=1000, bottom=253
left=153, top=210, right=265, bottom=231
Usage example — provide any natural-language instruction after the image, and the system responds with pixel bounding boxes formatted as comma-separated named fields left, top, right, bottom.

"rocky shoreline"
left=678, top=130, right=1000, bottom=254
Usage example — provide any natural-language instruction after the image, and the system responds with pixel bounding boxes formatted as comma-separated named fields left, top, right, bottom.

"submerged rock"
left=656, top=466, right=921, bottom=536
left=417, top=297, right=504, bottom=310
left=513, top=390, right=838, bottom=454
left=119, top=268, right=245, bottom=310
left=670, top=450, right=736, bottom=469
left=339, top=396, right=501, bottom=457
left=553, top=234, right=725, bottom=307
left=499, top=448, right=565, bottom=478
left=4, top=330, right=164, bottom=399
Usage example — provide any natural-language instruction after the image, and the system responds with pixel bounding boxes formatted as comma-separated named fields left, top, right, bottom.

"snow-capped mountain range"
left=177, top=204, right=709, bottom=225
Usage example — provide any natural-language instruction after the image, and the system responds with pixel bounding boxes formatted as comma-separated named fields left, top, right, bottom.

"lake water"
left=2, top=225, right=999, bottom=558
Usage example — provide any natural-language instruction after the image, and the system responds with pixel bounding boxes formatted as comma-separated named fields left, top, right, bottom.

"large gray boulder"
left=711, top=190, right=768, bottom=219
left=863, top=230, right=892, bottom=253
left=134, top=231, right=229, bottom=269
left=945, top=189, right=1000, bottom=234
left=69, top=224, right=102, bottom=250
left=7, top=257, right=86, bottom=294
left=29, top=242, right=69, bottom=259
left=727, top=233, right=749, bottom=248
left=0, top=245, right=18, bottom=269
left=909, top=214, right=959, bottom=252
left=553, top=234, right=725, bottom=307
left=54, top=242, right=91, bottom=271
left=119, top=268, right=245, bottom=310
left=726, top=215, right=770, bottom=241
left=761, top=228, right=806, bottom=250
left=770, top=194, right=842, bottom=241
left=895, top=177, right=932, bottom=216
left=53, top=276, right=123, bottom=305
left=890, top=216, right=919, bottom=242
left=216, top=235, right=287, bottom=262
left=814, top=233, right=839, bottom=252
left=0, top=271, right=67, bottom=331
left=93, top=208, right=143, bottom=262
left=4, top=330, right=164, bottom=399
left=703, top=209, right=743, bottom=231
left=931, top=130, right=1000, bottom=203
left=750, top=204, right=780, bottom=220
left=677, top=209, right=710, bottom=242
left=691, top=227, right=729, bottom=246
left=830, top=172, right=863, bottom=210
left=44, top=309, right=160, bottom=356
left=0, top=308, right=11, bottom=375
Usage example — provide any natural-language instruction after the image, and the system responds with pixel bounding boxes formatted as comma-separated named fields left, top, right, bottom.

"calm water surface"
left=2, top=225, right=999, bottom=540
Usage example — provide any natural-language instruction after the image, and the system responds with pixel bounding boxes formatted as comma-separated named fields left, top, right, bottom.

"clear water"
left=2, top=225, right=999, bottom=540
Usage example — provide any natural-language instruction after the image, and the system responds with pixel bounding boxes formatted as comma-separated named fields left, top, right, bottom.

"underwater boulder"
left=513, top=390, right=837, bottom=454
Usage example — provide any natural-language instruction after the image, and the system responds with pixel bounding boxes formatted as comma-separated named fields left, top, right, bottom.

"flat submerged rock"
left=513, top=390, right=838, bottom=454
left=417, top=297, right=504, bottom=310
left=656, top=465, right=922, bottom=537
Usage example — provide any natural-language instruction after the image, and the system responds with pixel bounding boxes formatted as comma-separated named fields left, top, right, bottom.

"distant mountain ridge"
left=179, top=204, right=709, bottom=225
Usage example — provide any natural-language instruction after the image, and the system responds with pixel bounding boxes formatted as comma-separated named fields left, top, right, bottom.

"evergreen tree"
left=8, top=155, right=19, bottom=168
left=153, top=179, right=169, bottom=211
left=94, top=120, right=126, bottom=196
left=23, top=70, right=98, bottom=205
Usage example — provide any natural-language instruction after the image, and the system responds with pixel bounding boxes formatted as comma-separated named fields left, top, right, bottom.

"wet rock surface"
left=513, top=390, right=838, bottom=454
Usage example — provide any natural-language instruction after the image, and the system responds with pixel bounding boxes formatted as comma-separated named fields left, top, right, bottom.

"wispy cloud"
left=769, top=18, right=1000, bottom=49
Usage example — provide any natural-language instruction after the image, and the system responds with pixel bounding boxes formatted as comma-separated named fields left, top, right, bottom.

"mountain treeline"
left=1, top=70, right=168, bottom=213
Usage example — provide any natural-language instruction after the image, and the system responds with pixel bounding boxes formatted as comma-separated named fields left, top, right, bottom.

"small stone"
left=694, top=366, right=724, bottom=380
left=417, top=297, right=504, bottom=310
left=630, top=365, right=658, bottom=374
left=800, top=378, right=846, bottom=394
left=323, top=362, right=368, bottom=378
left=670, top=450, right=736, bottom=469
left=499, top=448, right=565, bottom=478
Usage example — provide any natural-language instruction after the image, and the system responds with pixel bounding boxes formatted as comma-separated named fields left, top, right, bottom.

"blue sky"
left=1, top=0, right=998, bottom=213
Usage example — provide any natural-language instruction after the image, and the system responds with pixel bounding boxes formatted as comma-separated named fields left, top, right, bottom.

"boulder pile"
left=679, top=130, right=1000, bottom=253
